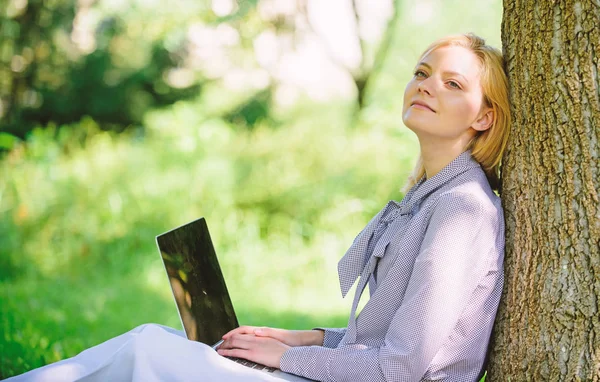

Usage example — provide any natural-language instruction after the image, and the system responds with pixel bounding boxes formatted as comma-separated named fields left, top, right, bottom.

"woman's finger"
left=253, top=327, right=292, bottom=345
left=252, top=327, right=271, bottom=336
left=219, top=334, right=253, bottom=350
left=222, top=325, right=257, bottom=339
left=217, top=335, right=288, bottom=369
left=217, top=347, right=250, bottom=360
left=254, top=327, right=288, bottom=341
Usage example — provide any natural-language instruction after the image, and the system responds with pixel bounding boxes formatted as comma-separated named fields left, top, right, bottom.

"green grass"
left=0, top=100, right=418, bottom=378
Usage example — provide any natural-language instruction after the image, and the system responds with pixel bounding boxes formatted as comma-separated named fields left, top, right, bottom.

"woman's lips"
left=411, top=101, right=435, bottom=112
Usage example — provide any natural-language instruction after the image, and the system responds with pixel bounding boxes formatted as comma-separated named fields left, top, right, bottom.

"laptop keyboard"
left=228, top=357, right=277, bottom=373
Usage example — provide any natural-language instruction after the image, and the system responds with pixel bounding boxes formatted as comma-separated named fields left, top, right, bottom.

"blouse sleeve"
left=312, top=328, right=347, bottom=348
left=279, top=192, right=502, bottom=381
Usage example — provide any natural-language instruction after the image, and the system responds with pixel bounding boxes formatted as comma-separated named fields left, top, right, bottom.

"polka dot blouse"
left=280, top=150, right=505, bottom=382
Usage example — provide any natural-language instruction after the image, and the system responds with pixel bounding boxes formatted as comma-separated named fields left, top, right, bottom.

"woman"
left=7, top=33, right=509, bottom=382
left=217, top=33, right=509, bottom=381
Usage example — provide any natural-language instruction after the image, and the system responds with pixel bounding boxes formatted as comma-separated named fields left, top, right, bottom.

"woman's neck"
left=418, top=138, right=471, bottom=179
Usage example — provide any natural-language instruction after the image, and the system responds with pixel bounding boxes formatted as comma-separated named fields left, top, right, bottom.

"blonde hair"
left=404, top=33, right=511, bottom=192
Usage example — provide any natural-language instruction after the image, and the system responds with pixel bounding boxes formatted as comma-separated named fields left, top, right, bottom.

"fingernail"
left=254, top=329, right=262, bottom=335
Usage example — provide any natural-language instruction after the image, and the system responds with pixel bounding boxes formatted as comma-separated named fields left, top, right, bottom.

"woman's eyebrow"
left=416, top=62, right=470, bottom=84
left=416, top=62, right=432, bottom=70
left=443, top=71, right=470, bottom=84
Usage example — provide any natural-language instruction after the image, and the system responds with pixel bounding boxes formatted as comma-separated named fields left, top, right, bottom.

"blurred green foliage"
left=0, top=0, right=501, bottom=378
left=1, top=0, right=210, bottom=139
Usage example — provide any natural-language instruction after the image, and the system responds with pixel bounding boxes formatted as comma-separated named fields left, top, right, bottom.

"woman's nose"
left=417, top=78, right=434, bottom=96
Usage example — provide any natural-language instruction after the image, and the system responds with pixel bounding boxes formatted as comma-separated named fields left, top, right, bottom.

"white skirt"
left=6, top=324, right=283, bottom=382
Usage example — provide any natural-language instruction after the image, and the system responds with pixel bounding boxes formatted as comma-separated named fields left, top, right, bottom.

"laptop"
left=155, top=217, right=313, bottom=381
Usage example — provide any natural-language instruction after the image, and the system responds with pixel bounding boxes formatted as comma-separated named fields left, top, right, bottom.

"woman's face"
left=402, top=45, right=492, bottom=143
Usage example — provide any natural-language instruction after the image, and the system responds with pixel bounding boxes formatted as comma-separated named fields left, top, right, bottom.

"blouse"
left=279, top=150, right=505, bottom=381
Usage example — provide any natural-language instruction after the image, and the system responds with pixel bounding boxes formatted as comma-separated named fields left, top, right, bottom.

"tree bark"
left=490, top=1, right=600, bottom=380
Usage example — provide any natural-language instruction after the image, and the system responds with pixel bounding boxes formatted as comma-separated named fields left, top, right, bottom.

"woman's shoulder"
left=432, top=169, right=503, bottom=222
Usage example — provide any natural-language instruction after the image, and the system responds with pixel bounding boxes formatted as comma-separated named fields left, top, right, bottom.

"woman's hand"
left=216, top=333, right=290, bottom=368
left=222, top=326, right=324, bottom=347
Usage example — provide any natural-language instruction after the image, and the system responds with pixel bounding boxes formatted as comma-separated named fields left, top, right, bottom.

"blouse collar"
left=401, top=150, right=481, bottom=214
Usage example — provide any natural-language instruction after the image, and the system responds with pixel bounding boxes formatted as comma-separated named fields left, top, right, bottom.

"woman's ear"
left=473, top=107, right=494, bottom=132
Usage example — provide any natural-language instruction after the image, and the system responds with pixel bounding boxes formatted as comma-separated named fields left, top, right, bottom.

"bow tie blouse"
left=280, top=151, right=505, bottom=382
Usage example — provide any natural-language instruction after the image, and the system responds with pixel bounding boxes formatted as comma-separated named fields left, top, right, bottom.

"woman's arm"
left=279, top=192, right=502, bottom=381
left=221, top=326, right=325, bottom=346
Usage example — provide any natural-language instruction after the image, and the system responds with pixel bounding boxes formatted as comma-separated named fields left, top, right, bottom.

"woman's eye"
left=448, top=81, right=461, bottom=89
left=414, top=70, right=427, bottom=78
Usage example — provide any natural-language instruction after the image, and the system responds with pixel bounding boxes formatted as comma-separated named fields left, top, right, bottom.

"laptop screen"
left=156, top=218, right=239, bottom=345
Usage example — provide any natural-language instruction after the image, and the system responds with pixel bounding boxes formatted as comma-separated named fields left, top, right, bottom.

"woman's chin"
left=402, top=120, right=432, bottom=136
left=403, top=112, right=437, bottom=131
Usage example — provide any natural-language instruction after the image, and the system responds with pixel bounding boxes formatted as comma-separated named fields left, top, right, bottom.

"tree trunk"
left=489, top=1, right=600, bottom=380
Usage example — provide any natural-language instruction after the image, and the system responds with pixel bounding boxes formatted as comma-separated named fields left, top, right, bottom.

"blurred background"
left=0, top=0, right=501, bottom=378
